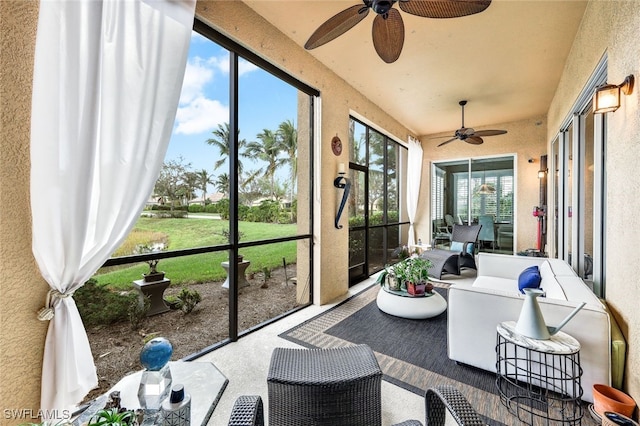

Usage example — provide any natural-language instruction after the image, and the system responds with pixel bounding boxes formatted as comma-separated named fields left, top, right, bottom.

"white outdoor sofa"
left=447, top=253, right=611, bottom=403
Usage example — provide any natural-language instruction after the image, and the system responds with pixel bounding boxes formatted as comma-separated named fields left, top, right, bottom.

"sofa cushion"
left=539, top=260, right=555, bottom=281
left=518, top=266, right=541, bottom=293
left=547, top=259, right=578, bottom=276
left=539, top=275, right=567, bottom=300
left=472, top=276, right=520, bottom=292
left=601, top=299, right=626, bottom=390
left=555, top=276, right=602, bottom=306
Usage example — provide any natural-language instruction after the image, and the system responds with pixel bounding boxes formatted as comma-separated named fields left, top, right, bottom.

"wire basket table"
left=496, top=321, right=584, bottom=425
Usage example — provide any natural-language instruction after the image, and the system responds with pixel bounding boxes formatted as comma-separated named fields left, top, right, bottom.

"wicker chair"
left=227, top=385, right=486, bottom=426
left=424, top=386, right=485, bottom=425
left=228, top=344, right=384, bottom=425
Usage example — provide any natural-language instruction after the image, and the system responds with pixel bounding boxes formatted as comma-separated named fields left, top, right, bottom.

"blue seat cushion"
left=518, top=265, right=542, bottom=294
left=450, top=241, right=474, bottom=255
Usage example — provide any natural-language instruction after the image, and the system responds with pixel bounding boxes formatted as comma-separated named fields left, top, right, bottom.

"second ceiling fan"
left=433, top=100, right=507, bottom=147
left=304, top=0, right=492, bottom=63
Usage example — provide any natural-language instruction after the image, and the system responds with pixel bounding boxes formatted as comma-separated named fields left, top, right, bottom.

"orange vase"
left=593, top=384, right=636, bottom=418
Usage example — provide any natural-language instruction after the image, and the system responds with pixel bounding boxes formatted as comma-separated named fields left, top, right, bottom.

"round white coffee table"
left=376, top=286, right=447, bottom=319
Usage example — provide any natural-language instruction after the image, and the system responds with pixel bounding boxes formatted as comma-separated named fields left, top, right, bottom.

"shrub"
left=154, top=210, right=188, bottom=218
left=75, top=279, right=138, bottom=327
left=128, top=295, right=150, bottom=329
left=188, top=204, right=203, bottom=213
left=176, top=287, right=202, bottom=314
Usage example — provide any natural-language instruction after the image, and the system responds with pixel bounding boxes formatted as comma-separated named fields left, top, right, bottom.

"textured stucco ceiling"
left=243, top=0, right=588, bottom=136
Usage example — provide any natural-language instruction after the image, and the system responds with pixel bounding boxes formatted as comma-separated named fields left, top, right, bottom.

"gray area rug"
left=279, top=283, right=597, bottom=426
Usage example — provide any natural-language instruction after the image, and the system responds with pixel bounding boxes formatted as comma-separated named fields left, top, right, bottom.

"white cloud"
left=179, top=57, right=214, bottom=104
left=207, top=53, right=230, bottom=74
left=173, top=50, right=259, bottom=136
left=238, top=58, right=259, bottom=76
left=204, top=53, right=258, bottom=77
left=174, top=96, right=228, bottom=135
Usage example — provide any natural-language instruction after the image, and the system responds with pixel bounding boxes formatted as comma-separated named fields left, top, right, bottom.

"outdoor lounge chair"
left=423, top=224, right=482, bottom=279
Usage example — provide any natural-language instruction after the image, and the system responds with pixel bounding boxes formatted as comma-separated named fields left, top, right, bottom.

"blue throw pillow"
left=450, top=241, right=474, bottom=255
left=518, top=265, right=542, bottom=294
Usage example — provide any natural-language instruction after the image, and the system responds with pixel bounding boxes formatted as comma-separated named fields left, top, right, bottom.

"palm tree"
left=245, top=129, right=287, bottom=199
left=276, top=119, right=297, bottom=202
left=214, top=173, right=230, bottom=198
left=182, top=171, right=199, bottom=205
left=205, top=122, right=248, bottom=174
left=196, top=169, right=214, bottom=204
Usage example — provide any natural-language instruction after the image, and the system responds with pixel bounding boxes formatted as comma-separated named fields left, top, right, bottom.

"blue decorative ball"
left=140, top=337, right=173, bottom=371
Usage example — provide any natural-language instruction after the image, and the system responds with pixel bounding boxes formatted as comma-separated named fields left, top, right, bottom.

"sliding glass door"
left=551, top=57, right=607, bottom=296
left=432, top=156, right=514, bottom=253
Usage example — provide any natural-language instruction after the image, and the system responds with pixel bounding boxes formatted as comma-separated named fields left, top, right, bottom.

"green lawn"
left=95, top=217, right=299, bottom=290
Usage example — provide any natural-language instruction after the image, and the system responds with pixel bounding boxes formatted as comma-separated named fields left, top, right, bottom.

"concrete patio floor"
left=197, top=276, right=429, bottom=425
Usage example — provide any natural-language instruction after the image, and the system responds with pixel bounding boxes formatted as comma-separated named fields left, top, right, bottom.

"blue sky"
left=165, top=32, right=299, bottom=189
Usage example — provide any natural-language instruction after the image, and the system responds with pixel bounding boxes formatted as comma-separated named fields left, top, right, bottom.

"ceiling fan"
left=304, top=0, right=492, bottom=63
left=433, top=100, right=507, bottom=147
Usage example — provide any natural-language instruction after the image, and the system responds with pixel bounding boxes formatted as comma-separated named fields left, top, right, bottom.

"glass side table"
left=496, top=321, right=583, bottom=425
left=73, top=361, right=228, bottom=426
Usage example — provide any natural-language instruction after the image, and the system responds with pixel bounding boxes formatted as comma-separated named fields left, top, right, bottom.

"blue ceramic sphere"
left=140, top=337, right=173, bottom=371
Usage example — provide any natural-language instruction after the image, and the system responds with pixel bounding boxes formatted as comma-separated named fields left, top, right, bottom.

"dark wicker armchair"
left=228, top=344, right=384, bottom=426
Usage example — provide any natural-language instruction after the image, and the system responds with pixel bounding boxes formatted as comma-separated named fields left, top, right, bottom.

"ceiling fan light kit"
left=305, top=0, right=492, bottom=63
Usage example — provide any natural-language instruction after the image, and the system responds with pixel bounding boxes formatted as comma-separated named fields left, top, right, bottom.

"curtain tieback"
left=37, top=289, right=74, bottom=321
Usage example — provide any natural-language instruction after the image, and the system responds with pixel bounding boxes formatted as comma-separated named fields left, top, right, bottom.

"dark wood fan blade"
left=466, top=136, right=484, bottom=145
left=305, top=5, right=369, bottom=50
left=372, top=9, right=404, bottom=63
left=427, top=134, right=455, bottom=139
left=473, top=129, right=507, bottom=137
left=399, top=0, right=491, bottom=18
left=437, top=137, right=458, bottom=147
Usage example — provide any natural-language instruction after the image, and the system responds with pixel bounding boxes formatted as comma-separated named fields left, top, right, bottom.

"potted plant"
left=136, top=244, right=166, bottom=282
left=88, top=408, right=136, bottom=426
left=405, top=257, right=433, bottom=296
left=381, top=265, right=402, bottom=291
left=143, top=258, right=165, bottom=282
left=391, top=260, right=410, bottom=291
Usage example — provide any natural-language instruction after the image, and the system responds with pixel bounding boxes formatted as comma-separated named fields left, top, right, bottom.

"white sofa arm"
left=477, top=253, right=547, bottom=279
left=447, top=284, right=611, bottom=402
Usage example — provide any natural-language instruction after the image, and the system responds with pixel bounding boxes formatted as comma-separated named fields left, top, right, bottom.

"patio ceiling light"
left=477, top=183, right=495, bottom=195
left=593, top=75, right=634, bottom=114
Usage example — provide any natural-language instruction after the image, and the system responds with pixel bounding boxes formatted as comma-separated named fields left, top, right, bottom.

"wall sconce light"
left=333, top=163, right=350, bottom=229
left=593, top=74, right=634, bottom=114
left=538, top=169, right=547, bottom=179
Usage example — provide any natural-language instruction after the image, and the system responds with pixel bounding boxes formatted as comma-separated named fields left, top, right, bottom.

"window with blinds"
left=455, top=171, right=513, bottom=221
left=432, top=168, right=445, bottom=220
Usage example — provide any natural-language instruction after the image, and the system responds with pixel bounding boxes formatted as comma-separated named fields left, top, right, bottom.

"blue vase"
left=140, top=337, right=173, bottom=371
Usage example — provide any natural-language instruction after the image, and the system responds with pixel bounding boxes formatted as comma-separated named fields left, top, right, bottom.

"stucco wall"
left=1, top=1, right=50, bottom=423
left=417, top=115, right=547, bottom=253
left=196, top=1, right=414, bottom=304
left=546, top=0, right=640, bottom=399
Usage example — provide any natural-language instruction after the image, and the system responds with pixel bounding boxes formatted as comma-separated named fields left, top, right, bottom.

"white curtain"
left=30, top=0, right=196, bottom=415
left=406, top=136, right=424, bottom=246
